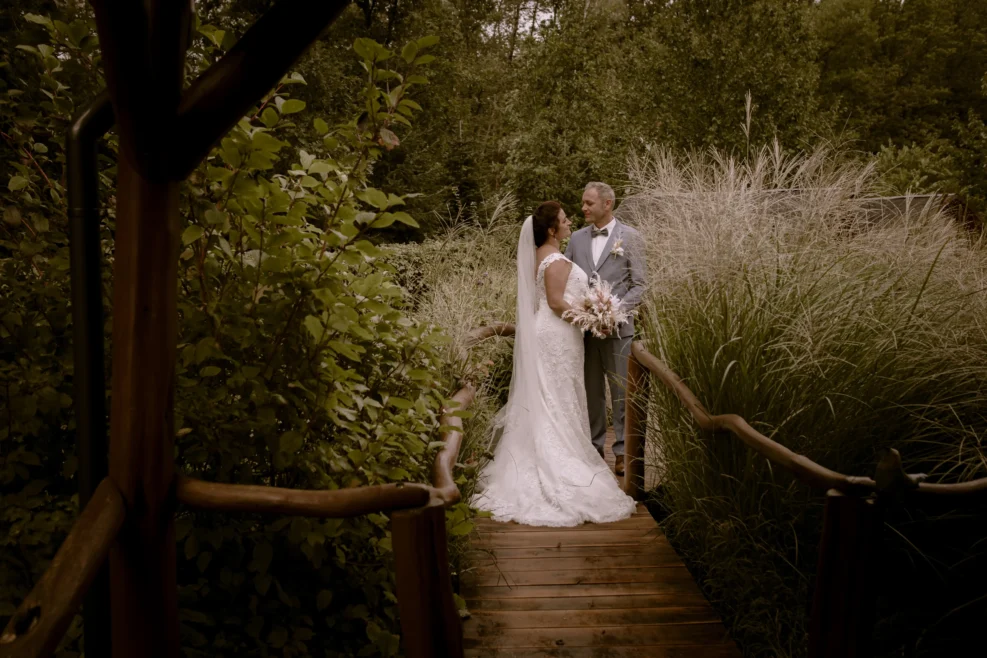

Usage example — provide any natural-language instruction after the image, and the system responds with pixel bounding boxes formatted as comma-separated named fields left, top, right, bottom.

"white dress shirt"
left=590, top=217, right=617, bottom=266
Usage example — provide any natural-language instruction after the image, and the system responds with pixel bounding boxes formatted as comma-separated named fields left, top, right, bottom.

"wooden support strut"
left=621, top=353, right=648, bottom=500
left=808, top=490, right=882, bottom=658
left=392, top=499, right=464, bottom=658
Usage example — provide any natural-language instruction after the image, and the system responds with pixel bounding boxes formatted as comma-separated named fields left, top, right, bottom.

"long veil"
left=486, top=215, right=538, bottom=453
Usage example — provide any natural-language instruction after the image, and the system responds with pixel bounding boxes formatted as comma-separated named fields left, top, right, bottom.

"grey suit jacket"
left=565, top=218, right=647, bottom=339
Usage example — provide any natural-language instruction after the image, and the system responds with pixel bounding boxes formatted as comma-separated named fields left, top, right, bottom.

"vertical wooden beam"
left=808, top=490, right=882, bottom=658
left=392, top=500, right=464, bottom=658
left=622, top=355, right=649, bottom=500
left=106, top=158, right=182, bottom=658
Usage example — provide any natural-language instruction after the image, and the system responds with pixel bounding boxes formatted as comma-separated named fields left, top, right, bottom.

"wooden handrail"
left=630, top=341, right=987, bottom=500
left=430, top=385, right=478, bottom=505
left=0, top=479, right=125, bottom=658
left=464, top=322, right=516, bottom=346
left=626, top=339, right=987, bottom=658
left=176, top=476, right=431, bottom=517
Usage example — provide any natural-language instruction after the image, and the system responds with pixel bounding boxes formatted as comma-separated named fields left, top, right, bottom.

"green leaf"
left=378, top=127, right=400, bottom=150
left=24, top=13, right=53, bottom=26
left=317, top=590, right=333, bottom=611
left=182, top=225, right=205, bottom=245
left=252, top=131, right=285, bottom=152
left=204, top=209, right=227, bottom=225
left=328, top=340, right=365, bottom=362
left=304, top=315, right=324, bottom=341
left=199, top=366, right=221, bottom=377
left=391, top=212, right=419, bottom=228
left=251, top=542, right=274, bottom=574
left=417, top=35, right=440, bottom=49
left=314, top=117, right=329, bottom=135
left=8, top=176, right=28, bottom=192
left=280, top=431, right=304, bottom=454
left=399, top=99, right=422, bottom=112
left=389, top=397, right=413, bottom=410
left=372, top=213, right=396, bottom=228
left=184, top=534, right=199, bottom=560
left=413, top=55, right=436, bottom=66
left=260, top=106, right=279, bottom=128
left=448, top=521, right=474, bottom=536
left=267, top=627, right=288, bottom=649
left=401, top=42, right=418, bottom=64
left=280, top=99, right=306, bottom=115
left=357, top=188, right=389, bottom=210
left=406, top=74, right=429, bottom=86
left=353, top=38, right=376, bottom=61
left=206, top=166, right=234, bottom=184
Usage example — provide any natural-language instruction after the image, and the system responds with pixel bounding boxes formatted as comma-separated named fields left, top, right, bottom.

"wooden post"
left=622, top=354, right=649, bottom=500
left=808, top=489, right=882, bottom=658
left=105, top=160, right=183, bottom=658
left=391, top=500, right=464, bottom=658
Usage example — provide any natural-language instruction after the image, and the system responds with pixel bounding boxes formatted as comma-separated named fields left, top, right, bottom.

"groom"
left=565, top=182, right=647, bottom=476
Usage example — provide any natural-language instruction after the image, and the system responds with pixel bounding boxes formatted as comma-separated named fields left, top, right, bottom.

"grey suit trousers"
left=584, top=334, right=632, bottom=458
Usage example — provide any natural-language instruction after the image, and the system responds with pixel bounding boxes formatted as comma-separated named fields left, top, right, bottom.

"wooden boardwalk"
left=462, top=435, right=741, bottom=657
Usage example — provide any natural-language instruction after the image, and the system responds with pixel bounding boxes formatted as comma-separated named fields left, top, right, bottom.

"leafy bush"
left=1, top=10, right=467, bottom=657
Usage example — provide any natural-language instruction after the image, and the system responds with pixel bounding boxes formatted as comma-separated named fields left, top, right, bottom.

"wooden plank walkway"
left=461, top=434, right=741, bottom=657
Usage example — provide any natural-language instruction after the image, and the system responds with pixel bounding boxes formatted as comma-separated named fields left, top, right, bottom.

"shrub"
left=1, top=10, right=462, bottom=657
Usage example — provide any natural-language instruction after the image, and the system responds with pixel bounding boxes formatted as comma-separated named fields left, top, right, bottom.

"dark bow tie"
left=591, top=227, right=609, bottom=238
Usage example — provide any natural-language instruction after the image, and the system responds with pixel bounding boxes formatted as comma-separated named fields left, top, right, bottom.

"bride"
left=472, top=201, right=636, bottom=527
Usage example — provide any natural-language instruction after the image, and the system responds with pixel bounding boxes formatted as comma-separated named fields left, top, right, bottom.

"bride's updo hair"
left=532, top=201, right=563, bottom=248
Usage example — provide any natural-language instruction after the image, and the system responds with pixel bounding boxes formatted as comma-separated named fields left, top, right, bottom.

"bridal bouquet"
left=563, top=278, right=634, bottom=338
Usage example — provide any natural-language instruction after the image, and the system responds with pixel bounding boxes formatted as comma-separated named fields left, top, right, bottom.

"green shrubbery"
left=0, top=11, right=480, bottom=657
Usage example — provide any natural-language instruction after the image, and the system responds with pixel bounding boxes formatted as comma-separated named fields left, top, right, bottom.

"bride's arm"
left=544, top=260, right=574, bottom=319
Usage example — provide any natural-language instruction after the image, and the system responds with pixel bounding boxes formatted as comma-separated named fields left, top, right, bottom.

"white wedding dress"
left=472, top=217, right=636, bottom=527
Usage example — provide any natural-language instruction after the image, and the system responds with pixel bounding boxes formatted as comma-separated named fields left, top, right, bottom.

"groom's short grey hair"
left=584, top=181, right=615, bottom=207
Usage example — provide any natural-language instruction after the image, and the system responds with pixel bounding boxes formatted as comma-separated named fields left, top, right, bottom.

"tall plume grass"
left=627, top=144, right=987, bottom=656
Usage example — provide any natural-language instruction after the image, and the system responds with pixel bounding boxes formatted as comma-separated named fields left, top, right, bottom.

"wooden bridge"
left=462, top=433, right=741, bottom=658
left=2, top=3, right=986, bottom=658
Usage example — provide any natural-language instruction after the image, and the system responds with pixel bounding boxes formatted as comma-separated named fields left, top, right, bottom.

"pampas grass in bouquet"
left=563, top=277, right=634, bottom=338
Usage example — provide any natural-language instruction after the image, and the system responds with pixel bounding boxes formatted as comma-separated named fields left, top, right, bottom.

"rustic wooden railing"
left=0, top=393, right=474, bottom=658
left=621, top=341, right=987, bottom=658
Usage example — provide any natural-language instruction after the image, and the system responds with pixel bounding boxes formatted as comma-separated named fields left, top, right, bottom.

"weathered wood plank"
left=467, top=553, right=682, bottom=571
left=465, top=645, right=742, bottom=657
left=464, top=607, right=719, bottom=633
left=462, top=622, right=733, bottom=649
left=473, top=530, right=667, bottom=549
left=474, top=516, right=657, bottom=532
left=465, top=544, right=669, bottom=560
left=462, top=582, right=706, bottom=599
left=464, top=566, right=695, bottom=588
left=464, top=594, right=711, bottom=612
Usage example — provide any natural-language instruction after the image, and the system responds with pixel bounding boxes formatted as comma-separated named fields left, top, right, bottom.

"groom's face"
left=582, top=189, right=611, bottom=226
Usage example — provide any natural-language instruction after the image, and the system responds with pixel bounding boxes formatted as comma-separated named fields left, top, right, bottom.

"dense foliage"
left=0, top=8, right=478, bottom=657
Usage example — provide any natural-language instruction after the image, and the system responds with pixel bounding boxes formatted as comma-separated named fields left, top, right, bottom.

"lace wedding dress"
left=472, top=217, right=636, bottom=527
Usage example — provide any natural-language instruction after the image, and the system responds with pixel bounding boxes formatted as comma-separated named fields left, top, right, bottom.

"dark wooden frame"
left=0, top=2, right=466, bottom=657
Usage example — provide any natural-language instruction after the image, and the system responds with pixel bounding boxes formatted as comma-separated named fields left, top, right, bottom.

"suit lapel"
left=595, top=220, right=622, bottom=271
left=581, top=227, right=595, bottom=273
